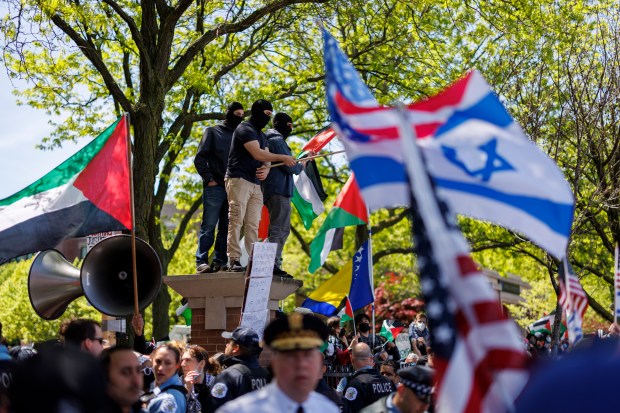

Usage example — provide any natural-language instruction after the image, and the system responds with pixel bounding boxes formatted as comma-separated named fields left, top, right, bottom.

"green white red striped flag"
left=340, top=295, right=354, bottom=325
left=0, top=116, right=132, bottom=264
left=308, top=174, right=367, bottom=273
left=292, top=127, right=335, bottom=229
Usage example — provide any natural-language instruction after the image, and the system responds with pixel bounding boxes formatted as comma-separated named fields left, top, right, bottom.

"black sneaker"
left=211, top=261, right=222, bottom=272
left=196, top=263, right=213, bottom=274
left=273, top=265, right=293, bottom=278
left=229, top=260, right=246, bottom=272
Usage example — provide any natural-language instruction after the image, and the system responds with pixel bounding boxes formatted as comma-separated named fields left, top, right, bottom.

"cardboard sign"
left=395, top=331, right=412, bottom=360
left=240, top=242, right=277, bottom=340
left=86, top=231, right=121, bottom=252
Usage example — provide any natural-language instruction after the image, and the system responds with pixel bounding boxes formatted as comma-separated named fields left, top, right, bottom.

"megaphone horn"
left=28, top=235, right=162, bottom=320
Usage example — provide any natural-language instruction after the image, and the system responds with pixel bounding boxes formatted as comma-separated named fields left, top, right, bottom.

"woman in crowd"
left=147, top=343, right=187, bottom=413
left=326, top=317, right=350, bottom=365
left=180, top=344, right=221, bottom=411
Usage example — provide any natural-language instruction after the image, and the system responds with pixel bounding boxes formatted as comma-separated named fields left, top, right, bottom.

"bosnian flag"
left=323, top=27, right=574, bottom=259
left=0, top=116, right=132, bottom=264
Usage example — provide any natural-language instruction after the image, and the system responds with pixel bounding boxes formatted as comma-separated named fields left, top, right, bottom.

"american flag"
left=558, top=259, right=588, bottom=344
left=410, top=188, right=529, bottom=413
left=614, top=244, right=620, bottom=324
left=323, top=25, right=574, bottom=260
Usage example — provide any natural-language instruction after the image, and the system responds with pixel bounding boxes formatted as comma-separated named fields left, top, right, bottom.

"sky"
left=0, top=69, right=87, bottom=199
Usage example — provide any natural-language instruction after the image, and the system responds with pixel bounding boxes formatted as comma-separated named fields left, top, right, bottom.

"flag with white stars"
left=410, top=176, right=528, bottom=413
left=558, top=259, right=588, bottom=345
left=323, top=26, right=573, bottom=259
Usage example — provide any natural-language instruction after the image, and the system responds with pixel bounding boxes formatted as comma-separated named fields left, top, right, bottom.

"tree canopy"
left=1, top=0, right=619, bottom=339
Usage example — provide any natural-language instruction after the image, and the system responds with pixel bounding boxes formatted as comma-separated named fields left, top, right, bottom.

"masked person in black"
left=204, top=327, right=270, bottom=412
left=224, top=100, right=297, bottom=272
left=194, top=102, right=244, bottom=274
left=262, top=113, right=313, bottom=277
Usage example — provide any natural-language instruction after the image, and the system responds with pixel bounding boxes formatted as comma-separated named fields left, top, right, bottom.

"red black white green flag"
left=0, top=116, right=132, bottom=264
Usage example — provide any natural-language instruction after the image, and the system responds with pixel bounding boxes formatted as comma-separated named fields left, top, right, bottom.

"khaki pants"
left=225, top=177, right=263, bottom=261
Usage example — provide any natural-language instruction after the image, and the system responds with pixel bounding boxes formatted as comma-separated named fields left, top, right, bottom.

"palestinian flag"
left=379, top=320, right=404, bottom=342
left=0, top=116, right=132, bottom=264
left=308, top=174, right=367, bottom=273
left=528, top=313, right=568, bottom=338
left=340, top=296, right=354, bottom=325
left=292, top=127, right=335, bottom=229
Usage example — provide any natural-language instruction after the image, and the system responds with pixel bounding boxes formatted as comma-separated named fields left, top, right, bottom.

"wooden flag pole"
left=125, top=113, right=139, bottom=316
left=267, top=149, right=346, bottom=168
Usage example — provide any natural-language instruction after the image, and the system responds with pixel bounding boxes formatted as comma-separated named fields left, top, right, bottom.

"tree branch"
left=101, top=0, right=149, bottom=59
left=49, top=13, right=133, bottom=114
left=167, top=0, right=327, bottom=89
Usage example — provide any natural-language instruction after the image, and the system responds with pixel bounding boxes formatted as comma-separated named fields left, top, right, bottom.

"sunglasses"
left=91, top=337, right=104, bottom=345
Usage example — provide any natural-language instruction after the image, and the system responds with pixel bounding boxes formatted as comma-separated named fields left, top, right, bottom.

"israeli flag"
left=417, top=71, right=574, bottom=260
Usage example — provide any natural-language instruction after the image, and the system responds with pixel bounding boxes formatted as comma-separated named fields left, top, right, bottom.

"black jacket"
left=262, top=129, right=302, bottom=199
left=343, top=368, right=394, bottom=413
left=194, top=122, right=235, bottom=186
left=203, top=355, right=270, bottom=413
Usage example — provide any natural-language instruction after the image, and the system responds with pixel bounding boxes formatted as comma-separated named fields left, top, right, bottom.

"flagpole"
left=125, top=113, right=140, bottom=316
left=394, top=103, right=516, bottom=413
left=367, top=206, right=376, bottom=349
left=267, top=150, right=346, bottom=168
left=615, top=243, right=619, bottom=325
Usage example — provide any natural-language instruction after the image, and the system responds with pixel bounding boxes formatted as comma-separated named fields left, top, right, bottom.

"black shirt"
left=226, top=121, right=267, bottom=185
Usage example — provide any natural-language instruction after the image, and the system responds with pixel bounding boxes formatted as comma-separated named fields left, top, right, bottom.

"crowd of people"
left=194, top=99, right=309, bottom=278
left=0, top=311, right=436, bottom=413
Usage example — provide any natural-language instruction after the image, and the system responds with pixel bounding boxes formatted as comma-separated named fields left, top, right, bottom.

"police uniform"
left=216, top=382, right=338, bottom=413
left=359, top=365, right=434, bottom=413
left=216, top=313, right=339, bottom=413
left=342, top=367, right=394, bottom=413
left=205, top=354, right=270, bottom=412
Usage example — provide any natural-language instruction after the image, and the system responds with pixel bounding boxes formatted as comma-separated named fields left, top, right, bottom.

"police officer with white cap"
left=360, top=365, right=434, bottom=413
left=216, top=313, right=339, bottom=413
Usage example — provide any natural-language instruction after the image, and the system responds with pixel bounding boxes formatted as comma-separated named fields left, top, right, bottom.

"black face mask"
left=226, top=112, right=243, bottom=129
left=250, top=112, right=271, bottom=131
left=358, top=323, right=370, bottom=333
left=275, top=123, right=292, bottom=139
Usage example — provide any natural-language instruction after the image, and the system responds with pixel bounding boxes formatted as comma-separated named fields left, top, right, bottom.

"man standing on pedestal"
left=225, top=99, right=296, bottom=272
left=194, top=102, right=244, bottom=273
left=263, top=113, right=311, bottom=277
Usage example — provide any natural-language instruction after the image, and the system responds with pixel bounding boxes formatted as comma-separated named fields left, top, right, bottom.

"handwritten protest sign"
left=240, top=242, right=277, bottom=340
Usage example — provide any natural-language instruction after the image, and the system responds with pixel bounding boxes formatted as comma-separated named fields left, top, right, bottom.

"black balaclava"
left=273, top=112, right=293, bottom=139
left=225, top=101, right=244, bottom=129
left=249, top=99, right=273, bottom=131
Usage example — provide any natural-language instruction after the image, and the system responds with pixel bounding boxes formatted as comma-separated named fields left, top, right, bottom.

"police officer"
left=343, top=343, right=395, bottom=413
left=216, top=313, right=339, bottom=413
left=360, top=365, right=434, bottom=413
left=205, top=326, right=270, bottom=412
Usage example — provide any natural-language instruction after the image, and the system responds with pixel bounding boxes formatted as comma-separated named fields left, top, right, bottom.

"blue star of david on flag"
left=440, top=139, right=515, bottom=182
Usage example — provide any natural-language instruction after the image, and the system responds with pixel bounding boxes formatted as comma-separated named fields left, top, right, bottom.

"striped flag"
left=291, top=127, right=335, bottom=229
left=558, top=259, right=588, bottom=344
left=340, top=295, right=354, bottom=325
left=323, top=26, right=574, bottom=260
left=395, top=106, right=528, bottom=413
left=0, top=116, right=132, bottom=264
left=308, top=174, right=367, bottom=273
left=614, top=244, right=620, bottom=324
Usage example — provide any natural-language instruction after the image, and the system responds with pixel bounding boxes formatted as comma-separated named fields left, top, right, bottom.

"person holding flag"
left=262, top=112, right=314, bottom=277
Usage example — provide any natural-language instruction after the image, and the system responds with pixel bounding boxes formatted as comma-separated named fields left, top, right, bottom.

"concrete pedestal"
left=164, top=272, right=301, bottom=356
